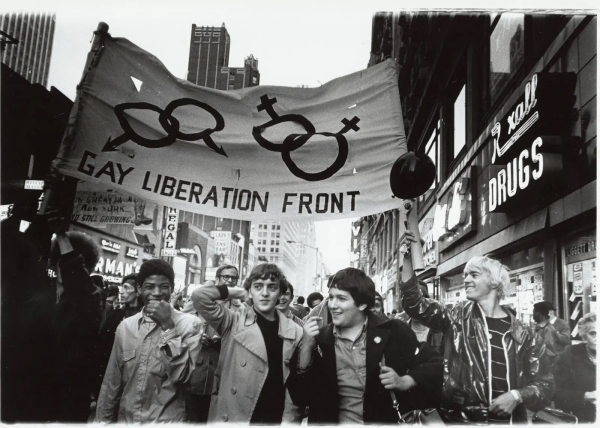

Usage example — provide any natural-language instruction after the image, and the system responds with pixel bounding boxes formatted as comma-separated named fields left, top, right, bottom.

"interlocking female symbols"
left=252, top=94, right=360, bottom=181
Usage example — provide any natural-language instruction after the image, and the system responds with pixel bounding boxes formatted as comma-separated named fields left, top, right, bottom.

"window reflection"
left=489, top=13, right=524, bottom=104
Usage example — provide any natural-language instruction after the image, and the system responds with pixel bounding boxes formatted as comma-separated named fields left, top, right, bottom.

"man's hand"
left=584, top=391, right=596, bottom=403
left=379, top=365, right=417, bottom=391
left=489, top=392, right=519, bottom=417
left=302, top=316, right=321, bottom=348
left=146, top=300, right=175, bottom=330
left=399, top=230, right=418, bottom=249
left=200, top=333, right=221, bottom=347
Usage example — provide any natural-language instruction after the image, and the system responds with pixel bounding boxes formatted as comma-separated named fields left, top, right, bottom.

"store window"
left=499, top=244, right=545, bottom=325
left=419, top=119, right=441, bottom=204
left=563, top=233, right=596, bottom=338
left=445, top=53, right=467, bottom=171
left=489, top=13, right=525, bottom=105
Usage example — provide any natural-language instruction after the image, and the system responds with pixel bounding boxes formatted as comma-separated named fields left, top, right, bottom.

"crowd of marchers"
left=1, top=208, right=596, bottom=425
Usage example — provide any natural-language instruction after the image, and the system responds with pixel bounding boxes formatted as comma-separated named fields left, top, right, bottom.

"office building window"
left=489, top=13, right=524, bottom=105
left=453, top=85, right=467, bottom=159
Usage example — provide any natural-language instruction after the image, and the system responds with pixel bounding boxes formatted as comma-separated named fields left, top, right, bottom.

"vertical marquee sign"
left=161, top=207, right=179, bottom=257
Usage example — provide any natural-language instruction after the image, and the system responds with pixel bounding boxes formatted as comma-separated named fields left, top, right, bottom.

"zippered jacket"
left=400, top=275, right=554, bottom=423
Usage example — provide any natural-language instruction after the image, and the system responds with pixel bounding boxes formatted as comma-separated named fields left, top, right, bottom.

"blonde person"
left=399, top=229, right=554, bottom=424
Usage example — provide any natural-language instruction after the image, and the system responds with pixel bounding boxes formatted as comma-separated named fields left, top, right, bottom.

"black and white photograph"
left=1, top=0, right=597, bottom=424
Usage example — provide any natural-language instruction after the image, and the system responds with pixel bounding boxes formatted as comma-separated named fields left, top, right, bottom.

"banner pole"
left=40, top=22, right=110, bottom=217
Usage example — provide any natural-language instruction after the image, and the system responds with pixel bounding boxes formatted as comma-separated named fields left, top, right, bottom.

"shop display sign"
left=161, top=207, right=178, bottom=257
left=488, top=72, right=575, bottom=213
left=387, top=260, right=398, bottom=286
left=94, top=255, right=140, bottom=284
left=419, top=205, right=438, bottom=268
left=566, top=238, right=596, bottom=258
left=431, top=167, right=476, bottom=251
left=178, top=248, right=196, bottom=255
left=101, top=238, right=121, bottom=253
left=125, top=246, right=139, bottom=259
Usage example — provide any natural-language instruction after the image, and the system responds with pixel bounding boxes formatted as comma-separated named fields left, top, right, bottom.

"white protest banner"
left=53, top=35, right=407, bottom=221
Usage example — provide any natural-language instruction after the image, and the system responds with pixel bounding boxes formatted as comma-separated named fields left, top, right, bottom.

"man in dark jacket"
left=549, top=304, right=572, bottom=354
left=96, top=274, right=142, bottom=395
left=399, top=228, right=554, bottom=424
left=296, top=267, right=443, bottom=424
left=47, top=211, right=104, bottom=422
left=554, top=312, right=596, bottom=422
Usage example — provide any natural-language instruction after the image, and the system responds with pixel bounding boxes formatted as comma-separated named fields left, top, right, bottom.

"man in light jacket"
left=192, top=263, right=312, bottom=424
left=96, top=259, right=201, bottom=423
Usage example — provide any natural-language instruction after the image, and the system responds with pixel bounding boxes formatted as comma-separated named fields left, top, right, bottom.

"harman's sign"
left=487, top=72, right=575, bottom=213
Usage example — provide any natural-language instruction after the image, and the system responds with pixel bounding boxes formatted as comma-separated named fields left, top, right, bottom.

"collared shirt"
left=96, top=308, right=201, bottom=423
left=334, top=319, right=368, bottom=424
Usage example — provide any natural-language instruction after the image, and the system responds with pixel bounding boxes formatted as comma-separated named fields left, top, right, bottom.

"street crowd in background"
left=1, top=201, right=596, bottom=424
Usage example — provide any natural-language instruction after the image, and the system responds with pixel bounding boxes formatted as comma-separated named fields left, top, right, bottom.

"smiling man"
left=296, top=267, right=443, bottom=424
left=192, top=263, right=309, bottom=424
left=96, top=259, right=201, bottom=423
left=399, top=229, right=554, bottom=424
left=277, top=279, right=303, bottom=326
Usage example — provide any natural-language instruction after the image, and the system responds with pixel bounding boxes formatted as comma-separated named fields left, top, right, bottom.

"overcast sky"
left=9, top=0, right=595, bottom=273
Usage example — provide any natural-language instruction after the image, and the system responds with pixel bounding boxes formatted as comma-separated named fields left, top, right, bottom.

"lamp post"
left=287, top=240, right=320, bottom=292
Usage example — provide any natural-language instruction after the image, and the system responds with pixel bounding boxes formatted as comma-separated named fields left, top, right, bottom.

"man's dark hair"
left=216, top=264, right=239, bottom=277
left=307, top=292, right=324, bottom=308
left=392, top=309, right=398, bottom=314
left=281, top=278, right=294, bottom=296
left=49, top=231, right=100, bottom=272
left=137, top=259, right=174, bottom=287
left=375, top=292, right=383, bottom=302
left=243, top=263, right=287, bottom=293
left=533, top=301, right=552, bottom=317
left=106, top=285, right=120, bottom=298
left=327, top=268, right=375, bottom=310
left=122, top=273, right=137, bottom=285
left=296, top=296, right=305, bottom=305
left=90, top=274, right=106, bottom=289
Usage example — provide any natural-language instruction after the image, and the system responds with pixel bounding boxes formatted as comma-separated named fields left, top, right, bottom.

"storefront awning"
left=436, top=207, right=548, bottom=276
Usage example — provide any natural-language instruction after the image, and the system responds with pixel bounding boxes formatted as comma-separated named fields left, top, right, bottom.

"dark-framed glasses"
left=219, top=275, right=239, bottom=283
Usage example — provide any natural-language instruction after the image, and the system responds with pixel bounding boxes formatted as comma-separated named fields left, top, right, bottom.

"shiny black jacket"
left=401, top=275, right=554, bottom=423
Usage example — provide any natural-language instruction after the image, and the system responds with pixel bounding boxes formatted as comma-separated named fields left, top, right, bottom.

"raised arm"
left=399, top=230, right=452, bottom=332
left=191, top=282, right=248, bottom=337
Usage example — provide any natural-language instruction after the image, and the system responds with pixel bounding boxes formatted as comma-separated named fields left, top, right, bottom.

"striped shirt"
left=486, top=316, right=512, bottom=424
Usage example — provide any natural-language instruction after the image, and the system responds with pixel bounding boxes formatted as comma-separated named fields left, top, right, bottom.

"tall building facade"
left=177, top=24, right=260, bottom=286
left=187, top=23, right=230, bottom=87
left=359, top=12, right=596, bottom=326
left=250, top=221, right=321, bottom=299
left=1, top=12, right=56, bottom=87
left=217, top=54, right=260, bottom=90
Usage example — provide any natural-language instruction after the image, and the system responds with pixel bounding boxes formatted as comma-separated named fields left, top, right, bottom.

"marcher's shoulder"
left=173, top=310, right=202, bottom=331
left=385, top=318, right=416, bottom=337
